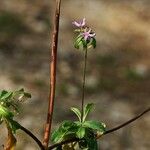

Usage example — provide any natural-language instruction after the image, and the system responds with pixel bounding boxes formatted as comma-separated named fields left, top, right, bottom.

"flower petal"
left=90, top=33, right=96, bottom=37
left=81, top=18, right=86, bottom=26
left=72, top=21, right=80, bottom=27
left=72, top=18, right=86, bottom=27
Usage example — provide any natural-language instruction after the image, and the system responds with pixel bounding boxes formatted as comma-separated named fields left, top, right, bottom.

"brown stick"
left=48, top=107, right=150, bottom=149
left=43, top=0, right=61, bottom=148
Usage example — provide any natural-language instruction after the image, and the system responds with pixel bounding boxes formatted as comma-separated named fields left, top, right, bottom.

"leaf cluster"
left=0, top=88, right=31, bottom=149
left=0, top=88, right=31, bottom=133
left=51, top=103, right=106, bottom=150
left=74, top=35, right=96, bottom=50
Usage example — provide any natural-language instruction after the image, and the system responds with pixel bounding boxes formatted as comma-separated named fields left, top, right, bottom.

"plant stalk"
left=81, top=48, right=88, bottom=122
left=43, top=0, right=61, bottom=149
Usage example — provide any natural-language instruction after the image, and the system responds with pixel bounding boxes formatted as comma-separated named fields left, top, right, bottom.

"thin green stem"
left=81, top=48, right=88, bottom=122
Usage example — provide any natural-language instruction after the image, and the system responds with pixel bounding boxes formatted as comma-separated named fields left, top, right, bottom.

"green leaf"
left=86, top=38, right=96, bottom=49
left=0, top=90, right=7, bottom=98
left=0, top=91, right=13, bottom=101
left=86, top=138, right=98, bottom=150
left=76, top=127, right=85, bottom=139
left=75, top=121, right=81, bottom=126
left=8, top=119, right=21, bottom=134
left=75, top=36, right=82, bottom=43
left=51, top=128, right=62, bottom=142
left=51, top=121, right=78, bottom=143
left=91, top=38, right=96, bottom=49
left=82, top=39, right=87, bottom=49
left=75, top=40, right=83, bottom=49
left=78, top=138, right=98, bottom=149
left=80, top=128, right=98, bottom=150
left=83, top=121, right=106, bottom=134
left=70, top=107, right=81, bottom=122
left=61, top=121, right=76, bottom=130
left=74, top=36, right=84, bottom=49
left=0, top=105, right=14, bottom=119
left=51, top=126, right=67, bottom=143
left=83, top=103, right=94, bottom=122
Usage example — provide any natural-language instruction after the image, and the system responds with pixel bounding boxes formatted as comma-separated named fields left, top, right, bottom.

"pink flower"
left=72, top=18, right=86, bottom=28
left=82, top=29, right=96, bottom=41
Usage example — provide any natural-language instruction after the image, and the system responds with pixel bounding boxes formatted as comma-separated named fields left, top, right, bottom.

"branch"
left=43, top=0, right=61, bottom=148
left=48, top=107, right=150, bottom=149
left=19, top=124, right=45, bottom=150
left=103, top=106, right=150, bottom=136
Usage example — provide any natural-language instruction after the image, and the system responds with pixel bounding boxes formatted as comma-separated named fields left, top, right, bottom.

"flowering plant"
left=50, top=19, right=106, bottom=149
left=73, top=18, right=96, bottom=50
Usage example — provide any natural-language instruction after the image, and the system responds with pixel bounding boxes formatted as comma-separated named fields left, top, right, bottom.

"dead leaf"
left=4, top=122, right=17, bottom=150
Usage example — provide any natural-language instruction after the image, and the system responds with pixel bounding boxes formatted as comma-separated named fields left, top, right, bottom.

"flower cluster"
left=72, top=18, right=96, bottom=50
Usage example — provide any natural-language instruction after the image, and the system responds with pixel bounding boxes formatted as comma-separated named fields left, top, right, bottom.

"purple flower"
left=82, top=29, right=96, bottom=41
left=72, top=18, right=86, bottom=28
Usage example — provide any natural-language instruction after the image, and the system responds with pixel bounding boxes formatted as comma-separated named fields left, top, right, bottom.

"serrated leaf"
left=83, top=103, right=94, bottom=122
left=76, top=127, right=85, bottom=139
left=83, top=121, right=106, bottom=134
left=71, top=107, right=81, bottom=122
